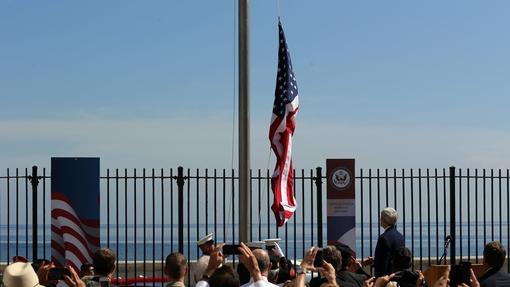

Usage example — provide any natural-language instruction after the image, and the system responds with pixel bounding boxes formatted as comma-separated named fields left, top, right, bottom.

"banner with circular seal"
left=327, top=159, right=355, bottom=250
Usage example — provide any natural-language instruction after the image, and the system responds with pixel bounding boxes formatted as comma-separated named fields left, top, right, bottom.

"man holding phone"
left=240, top=248, right=278, bottom=287
left=264, top=239, right=284, bottom=283
left=307, top=246, right=357, bottom=287
left=82, top=248, right=116, bottom=287
left=237, top=241, right=266, bottom=285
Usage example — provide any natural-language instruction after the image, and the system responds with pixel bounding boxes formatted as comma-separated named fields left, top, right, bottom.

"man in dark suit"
left=373, top=207, right=405, bottom=277
left=478, top=241, right=510, bottom=287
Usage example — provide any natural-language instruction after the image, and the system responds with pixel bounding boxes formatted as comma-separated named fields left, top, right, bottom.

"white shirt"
left=241, top=276, right=279, bottom=287
left=192, top=255, right=210, bottom=283
left=196, top=278, right=275, bottom=287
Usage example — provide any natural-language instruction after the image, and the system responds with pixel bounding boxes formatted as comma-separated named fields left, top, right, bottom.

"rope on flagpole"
left=267, top=147, right=272, bottom=171
left=226, top=0, right=237, bottom=235
left=231, top=0, right=237, bottom=171
left=269, top=0, right=281, bottom=175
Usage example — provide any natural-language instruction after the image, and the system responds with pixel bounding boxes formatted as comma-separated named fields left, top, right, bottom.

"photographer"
left=296, top=247, right=339, bottom=287
left=196, top=242, right=269, bottom=287
left=81, top=248, right=116, bottom=287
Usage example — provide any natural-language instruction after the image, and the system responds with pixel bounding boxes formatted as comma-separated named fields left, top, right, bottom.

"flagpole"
left=239, top=0, right=251, bottom=243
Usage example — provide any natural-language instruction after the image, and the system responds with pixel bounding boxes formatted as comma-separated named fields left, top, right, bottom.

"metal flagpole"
left=239, top=0, right=251, bottom=243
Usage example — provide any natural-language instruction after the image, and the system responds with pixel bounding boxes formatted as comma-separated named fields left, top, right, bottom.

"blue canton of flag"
left=273, top=22, right=298, bottom=116
left=269, top=20, right=299, bottom=227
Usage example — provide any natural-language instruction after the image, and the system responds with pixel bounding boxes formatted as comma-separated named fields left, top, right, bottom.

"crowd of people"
left=2, top=208, right=510, bottom=287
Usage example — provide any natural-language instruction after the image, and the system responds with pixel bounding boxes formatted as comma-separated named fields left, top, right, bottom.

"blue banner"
left=51, top=157, right=100, bottom=270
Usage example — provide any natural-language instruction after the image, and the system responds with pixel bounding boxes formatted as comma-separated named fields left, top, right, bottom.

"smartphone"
left=449, top=262, right=471, bottom=286
left=48, top=267, right=71, bottom=280
left=222, top=244, right=241, bottom=255
left=313, top=249, right=323, bottom=267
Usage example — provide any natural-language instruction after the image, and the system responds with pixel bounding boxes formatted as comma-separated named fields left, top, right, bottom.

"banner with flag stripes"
left=51, top=158, right=100, bottom=271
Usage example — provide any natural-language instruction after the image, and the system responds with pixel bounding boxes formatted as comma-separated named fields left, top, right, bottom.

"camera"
left=47, top=268, right=71, bottom=280
left=313, top=248, right=323, bottom=267
left=222, top=244, right=241, bottom=255
left=449, top=261, right=472, bottom=286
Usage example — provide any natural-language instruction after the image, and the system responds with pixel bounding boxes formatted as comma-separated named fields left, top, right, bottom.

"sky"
left=2, top=0, right=510, bottom=171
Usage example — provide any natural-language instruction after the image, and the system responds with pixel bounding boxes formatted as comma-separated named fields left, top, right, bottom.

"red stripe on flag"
left=52, top=192, right=100, bottom=227
left=59, top=226, right=96, bottom=257
left=52, top=208, right=100, bottom=244
left=51, top=239, right=66, bottom=258
left=63, top=242, right=91, bottom=265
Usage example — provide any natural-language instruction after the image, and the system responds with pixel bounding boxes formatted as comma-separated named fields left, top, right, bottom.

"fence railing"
left=0, top=166, right=324, bottom=283
left=357, top=167, right=510, bottom=272
left=1, top=166, right=509, bottom=281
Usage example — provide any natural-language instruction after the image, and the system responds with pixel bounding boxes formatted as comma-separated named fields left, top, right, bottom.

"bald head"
left=252, top=249, right=271, bottom=275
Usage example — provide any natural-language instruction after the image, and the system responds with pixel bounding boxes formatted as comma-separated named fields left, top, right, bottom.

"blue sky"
left=2, top=0, right=510, bottom=170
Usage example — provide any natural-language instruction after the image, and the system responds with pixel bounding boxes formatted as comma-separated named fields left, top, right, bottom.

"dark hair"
left=32, top=259, right=51, bottom=272
left=484, top=241, right=506, bottom=269
left=323, top=246, right=342, bottom=271
left=334, top=243, right=355, bottom=269
left=276, top=257, right=296, bottom=284
left=93, top=248, right=116, bottom=276
left=392, top=246, right=413, bottom=272
left=208, top=265, right=240, bottom=287
left=165, top=252, right=187, bottom=279
left=80, top=263, right=94, bottom=275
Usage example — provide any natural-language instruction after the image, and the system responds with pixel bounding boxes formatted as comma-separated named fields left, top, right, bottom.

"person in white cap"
left=264, top=239, right=284, bottom=283
left=238, top=241, right=267, bottom=284
left=3, top=262, right=45, bottom=287
left=193, top=233, right=216, bottom=284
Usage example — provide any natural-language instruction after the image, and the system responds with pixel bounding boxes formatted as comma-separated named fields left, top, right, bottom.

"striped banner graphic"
left=51, top=158, right=100, bottom=271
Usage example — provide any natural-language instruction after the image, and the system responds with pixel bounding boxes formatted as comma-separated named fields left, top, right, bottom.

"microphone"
left=445, top=235, right=452, bottom=246
left=438, top=235, right=452, bottom=265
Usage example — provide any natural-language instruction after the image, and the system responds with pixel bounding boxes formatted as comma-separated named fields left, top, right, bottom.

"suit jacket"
left=374, top=225, right=405, bottom=277
left=478, top=267, right=510, bottom=287
left=337, top=269, right=370, bottom=287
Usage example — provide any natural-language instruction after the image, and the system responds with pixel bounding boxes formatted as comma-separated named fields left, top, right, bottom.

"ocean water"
left=1, top=222, right=508, bottom=263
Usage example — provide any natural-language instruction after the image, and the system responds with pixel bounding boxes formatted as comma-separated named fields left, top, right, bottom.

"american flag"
left=269, top=20, right=299, bottom=227
left=51, top=158, right=100, bottom=271
left=51, top=193, right=100, bottom=270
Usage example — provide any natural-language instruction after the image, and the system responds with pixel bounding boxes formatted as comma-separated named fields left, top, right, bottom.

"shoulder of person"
left=198, top=255, right=210, bottom=262
left=195, top=280, right=210, bottom=287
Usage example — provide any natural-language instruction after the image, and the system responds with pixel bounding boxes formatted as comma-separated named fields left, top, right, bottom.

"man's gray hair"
left=381, top=207, right=398, bottom=226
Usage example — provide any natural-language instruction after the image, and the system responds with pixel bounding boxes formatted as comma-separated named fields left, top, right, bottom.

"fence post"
left=177, top=166, right=185, bottom=254
left=449, top=166, right=456, bottom=265
left=30, top=166, right=39, bottom=261
left=315, top=167, right=323, bottom=247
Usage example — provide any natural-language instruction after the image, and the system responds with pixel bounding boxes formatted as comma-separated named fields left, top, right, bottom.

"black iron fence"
left=0, top=166, right=324, bottom=284
left=1, top=166, right=509, bottom=281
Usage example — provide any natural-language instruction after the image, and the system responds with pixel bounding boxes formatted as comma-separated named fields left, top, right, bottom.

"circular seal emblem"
left=330, top=167, right=352, bottom=191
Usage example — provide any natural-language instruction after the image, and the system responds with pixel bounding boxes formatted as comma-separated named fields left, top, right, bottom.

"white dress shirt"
left=241, top=276, right=279, bottom=287
left=196, top=278, right=275, bottom=287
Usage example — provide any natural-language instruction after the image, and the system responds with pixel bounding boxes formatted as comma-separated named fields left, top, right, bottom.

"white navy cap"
left=197, top=233, right=214, bottom=246
left=264, top=238, right=281, bottom=247
left=246, top=241, right=266, bottom=249
left=264, top=238, right=284, bottom=257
